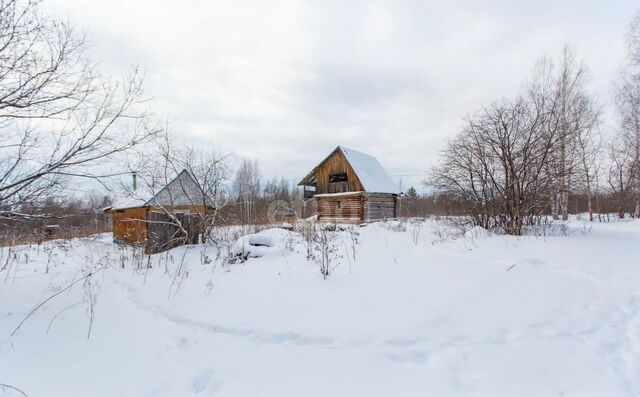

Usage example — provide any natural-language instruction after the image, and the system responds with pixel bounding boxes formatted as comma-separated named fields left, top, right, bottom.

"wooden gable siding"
left=316, top=193, right=364, bottom=223
left=111, top=207, right=148, bottom=245
left=313, top=149, right=364, bottom=194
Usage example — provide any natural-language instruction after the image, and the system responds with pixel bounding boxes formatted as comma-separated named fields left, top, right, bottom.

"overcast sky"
left=47, top=0, right=638, bottom=190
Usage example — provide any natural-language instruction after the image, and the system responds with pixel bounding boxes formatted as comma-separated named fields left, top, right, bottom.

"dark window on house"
left=337, top=201, right=341, bottom=208
left=329, top=173, right=348, bottom=183
left=329, top=173, right=348, bottom=193
left=303, top=184, right=317, bottom=199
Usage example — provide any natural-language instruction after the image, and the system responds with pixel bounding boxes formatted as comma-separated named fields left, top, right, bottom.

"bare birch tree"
left=607, top=137, right=636, bottom=217
left=430, top=47, right=602, bottom=233
left=610, top=11, right=640, bottom=218
left=575, top=122, right=602, bottom=221
left=233, top=159, right=261, bottom=224
left=543, top=46, right=598, bottom=220
left=629, top=11, right=640, bottom=67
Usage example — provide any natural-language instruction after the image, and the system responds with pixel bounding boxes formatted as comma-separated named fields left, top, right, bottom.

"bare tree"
left=607, top=138, right=636, bottom=217
left=575, top=123, right=602, bottom=221
left=0, top=0, right=159, bottom=220
left=233, top=158, right=261, bottom=224
left=610, top=11, right=640, bottom=218
left=432, top=48, right=603, bottom=232
left=430, top=96, right=554, bottom=235
left=127, top=133, right=235, bottom=250
left=178, top=147, right=235, bottom=241
left=538, top=46, right=598, bottom=220
left=628, top=11, right=640, bottom=67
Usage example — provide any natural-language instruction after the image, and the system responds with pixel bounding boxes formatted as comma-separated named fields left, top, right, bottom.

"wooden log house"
left=298, top=146, right=401, bottom=224
left=103, top=169, right=210, bottom=253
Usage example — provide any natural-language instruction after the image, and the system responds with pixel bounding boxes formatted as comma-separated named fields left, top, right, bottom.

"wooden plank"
left=146, top=211, right=204, bottom=254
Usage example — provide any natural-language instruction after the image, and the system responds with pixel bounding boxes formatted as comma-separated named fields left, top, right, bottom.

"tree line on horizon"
left=1, top=0, right=639, bottom=243
left=426, top=13, right=640, bottom=235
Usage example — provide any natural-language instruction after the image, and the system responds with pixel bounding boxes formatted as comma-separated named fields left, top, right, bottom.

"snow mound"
left=464, top=226, right=493, bottom=240
left=231, top=228, right=295, bottom=260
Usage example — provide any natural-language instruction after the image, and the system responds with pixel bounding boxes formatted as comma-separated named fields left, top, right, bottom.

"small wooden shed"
left=104, top=170, right=210, bottom=253
left=298, top=146, right=400, bottom=224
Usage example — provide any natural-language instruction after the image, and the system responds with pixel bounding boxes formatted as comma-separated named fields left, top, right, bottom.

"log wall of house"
left=316, top=193, right=364, bottom=223
left=364, top=193, right=397, bottom=221
left=316, top=193, right=397, bottom=223
left=109, top=204, right=207, bottom=248
left=111, top=207, right=148, bottom=245
left=313, top=150, right=364, bottom=194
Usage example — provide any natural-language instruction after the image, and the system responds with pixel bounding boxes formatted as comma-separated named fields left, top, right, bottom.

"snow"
left=145, top=170, right=207, bottom=207
left=107, top=170, right=206, bottom=211
left=314, top=191, right=364, bottom=197
left=230, top=228, right=293, bottom=259
left=340, top=146, right=400, bottom=194
left=464, top=225, right=493, bottom=240
left=1, top=218, right=640, bottom=396
left=108, top=195, right=148, bottom=210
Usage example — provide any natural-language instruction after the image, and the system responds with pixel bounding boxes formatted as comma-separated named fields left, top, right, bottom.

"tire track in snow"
left=111, top=277, right=337, bottom=347
left=109, top=276, right=617, bottom=367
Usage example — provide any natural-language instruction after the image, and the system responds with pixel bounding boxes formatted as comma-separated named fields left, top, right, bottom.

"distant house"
left=103, top=169, right=210, bottom=253
left=298, top=146, right=401, bottom=224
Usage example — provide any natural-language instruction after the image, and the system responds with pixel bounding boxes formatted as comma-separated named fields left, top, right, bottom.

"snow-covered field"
left=1, top=218, right=640, bottom=396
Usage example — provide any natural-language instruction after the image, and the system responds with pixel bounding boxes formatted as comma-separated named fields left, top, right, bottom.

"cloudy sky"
left=47, top=0, right=638, bottom=190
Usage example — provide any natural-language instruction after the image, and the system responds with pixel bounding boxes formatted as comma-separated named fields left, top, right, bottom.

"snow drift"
left=230, top=228, right=295, bottom=260
left=2, top=219, right=640, bottom=397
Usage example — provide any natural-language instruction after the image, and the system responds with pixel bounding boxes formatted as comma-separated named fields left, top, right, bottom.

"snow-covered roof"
left=298, top=146, right=400, bottom=194
left=144, top=170, right=207, bottom=207
left=107, top=196, right=148, bottom=211
left=338, top=146, right=400, bottom=194
left=314, top=191, right=365, bottom=198
left=105, top=170, right=209, bottom=211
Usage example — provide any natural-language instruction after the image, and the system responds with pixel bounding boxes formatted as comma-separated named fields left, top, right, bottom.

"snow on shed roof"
left=338, top=146, right=400, bottom=194
left=107, top=195, right=148, bottom=211
left=144, top=169, right=206, bottom=207
left=105, top=170, right=207, bottom=211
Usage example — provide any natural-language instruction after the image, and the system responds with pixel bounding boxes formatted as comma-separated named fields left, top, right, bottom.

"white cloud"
left=46, top=0, right=638, bottom=190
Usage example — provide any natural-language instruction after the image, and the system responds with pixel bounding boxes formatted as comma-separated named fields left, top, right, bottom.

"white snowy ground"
left=1, top=218, right=640, bottom=397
